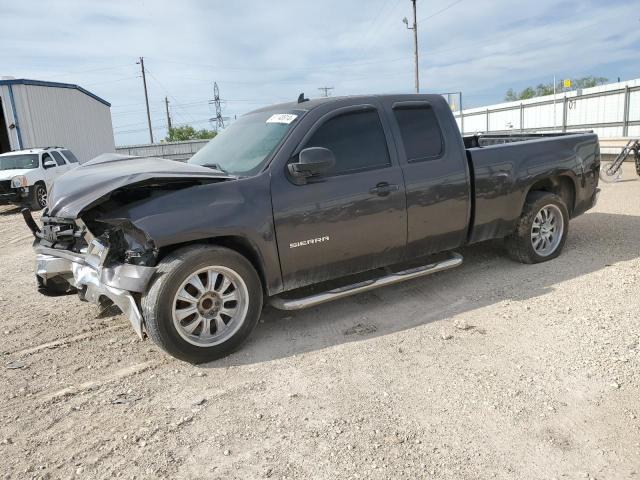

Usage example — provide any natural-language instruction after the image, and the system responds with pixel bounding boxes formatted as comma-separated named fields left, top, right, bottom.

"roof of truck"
left=0, top=147, right=68, bottom=156
left=250, top=93, right=444, bottom=114
left=0, top=148, right=46, bottom=156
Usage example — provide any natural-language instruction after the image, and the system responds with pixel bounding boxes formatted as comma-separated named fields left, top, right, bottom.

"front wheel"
left=599, top=162, right=622, bottom=183
left=29, top=183, right=48, bottom=210
left=141, top=245, right=263, bottom=363
left=505, top=192, right=569, bottom=264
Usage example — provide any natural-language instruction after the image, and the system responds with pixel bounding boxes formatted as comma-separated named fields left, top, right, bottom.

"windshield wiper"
left=199, top=163, right=229, bottom=174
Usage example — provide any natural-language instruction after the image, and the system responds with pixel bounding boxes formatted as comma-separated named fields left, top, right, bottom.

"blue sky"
left=1, top=0, right=639, bottom=146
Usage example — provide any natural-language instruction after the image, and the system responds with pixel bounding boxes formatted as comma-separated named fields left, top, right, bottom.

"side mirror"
left=288, top=147, right=335, bottom=184
left=43, top=159, right=56, bottom=169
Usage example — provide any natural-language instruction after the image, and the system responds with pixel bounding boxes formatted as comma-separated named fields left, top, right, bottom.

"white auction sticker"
left=266, top=113, right=298, bottom=124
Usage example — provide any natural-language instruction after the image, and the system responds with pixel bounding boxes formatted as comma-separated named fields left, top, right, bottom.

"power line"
left=83, top=75, right=140, bottom=87
left=355, top=0, right=403, bottom=60
left=418, top=0, right=464, bottom=22
left=44, top=63, right=134, bottom=79
left=142, top=67, right=198, bottom=125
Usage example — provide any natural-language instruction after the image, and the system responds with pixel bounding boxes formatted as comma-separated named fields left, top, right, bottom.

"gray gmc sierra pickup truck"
left=24, top=94, right=600, bottom=362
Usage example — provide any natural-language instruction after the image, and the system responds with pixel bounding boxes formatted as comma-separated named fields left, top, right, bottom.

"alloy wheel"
left=172, top=266, right=249, bottom=347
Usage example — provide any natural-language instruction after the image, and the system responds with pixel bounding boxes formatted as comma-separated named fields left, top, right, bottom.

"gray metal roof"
left=0, top=78, right=111, bottom=107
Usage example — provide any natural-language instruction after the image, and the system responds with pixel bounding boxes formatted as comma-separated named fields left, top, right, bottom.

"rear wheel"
left=29, top=183, right=47, bottom=210
left=141, top=245, right=263, bottom=363
left=505, top=191, right=569, bottom=264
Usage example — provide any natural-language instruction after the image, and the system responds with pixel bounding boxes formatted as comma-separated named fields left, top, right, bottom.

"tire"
left=504, top=191, right=569, bottom=264
left=599, top=162, right=622, bottom=183
left=141, top=245, right=263, bottom=363
left=29, top=183, right=47, bottom=210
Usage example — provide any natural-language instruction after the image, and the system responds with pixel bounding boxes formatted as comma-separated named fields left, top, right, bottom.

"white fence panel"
left=629, top=90, right=640, bottom=122
left=455, top=78, right=640, bottom=138
left=488, top=108, right=521, bottom=131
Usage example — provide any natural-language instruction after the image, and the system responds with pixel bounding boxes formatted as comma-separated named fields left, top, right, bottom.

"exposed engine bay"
left=38, top=178, right=224, bottom=269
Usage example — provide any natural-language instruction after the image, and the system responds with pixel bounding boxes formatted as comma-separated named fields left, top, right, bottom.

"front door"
left=271, top=105, right=407, bottom=291
left=40, top=152, right=60, bottom=191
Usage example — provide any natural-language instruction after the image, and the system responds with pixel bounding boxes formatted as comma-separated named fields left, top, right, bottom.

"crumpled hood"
left=47, top=153, right=232, bottom=218
left=0, top=168, right=33, bottom=181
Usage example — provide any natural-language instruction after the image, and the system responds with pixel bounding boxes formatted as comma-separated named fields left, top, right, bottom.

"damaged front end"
left=30, top=210, right=157, bottom=338
left=25, top=153, right=234, bottom=339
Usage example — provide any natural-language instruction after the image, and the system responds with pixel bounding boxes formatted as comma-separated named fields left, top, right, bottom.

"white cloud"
left=1, top=0, right=638, bottom=144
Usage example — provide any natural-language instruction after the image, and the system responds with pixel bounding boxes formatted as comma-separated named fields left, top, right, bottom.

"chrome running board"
left=270, top=252, right=463, bottom=311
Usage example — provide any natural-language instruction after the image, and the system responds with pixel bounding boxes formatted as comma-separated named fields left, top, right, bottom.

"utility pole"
left=137, top=57, right=154, bottom=143
left=403, top=0, right=419, bottom=93
left=164, top=96, right=172, bottom=132
left=318, top=86, right=334, bottom=97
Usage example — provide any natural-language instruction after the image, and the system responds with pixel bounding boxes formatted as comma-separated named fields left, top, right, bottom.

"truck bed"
left=465, top=132, right=600, bottom=244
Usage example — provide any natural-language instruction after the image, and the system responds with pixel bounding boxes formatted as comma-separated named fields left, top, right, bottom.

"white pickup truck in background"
left=0, top=147, right=80, bottom=210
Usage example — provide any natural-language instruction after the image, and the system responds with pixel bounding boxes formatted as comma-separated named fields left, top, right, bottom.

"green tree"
left=573, top=76, right=609, bottom=89
left=519, top=87, right=536, bottom=99
left=504, top=88, right=518, bottom=102
left=535, top=83, right=554, bottom=97
left=504, top=76, right=609, bottom=102
left=166, top=125, right=217, bottom=142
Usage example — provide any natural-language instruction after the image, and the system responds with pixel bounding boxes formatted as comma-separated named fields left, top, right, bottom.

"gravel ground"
left=1, top=165, right=639, bottom=480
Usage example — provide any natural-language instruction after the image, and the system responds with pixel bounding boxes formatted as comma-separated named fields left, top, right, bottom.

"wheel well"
left=526, top=176, right=575, bottom=215
left=158, top=236, right=267, bottom=293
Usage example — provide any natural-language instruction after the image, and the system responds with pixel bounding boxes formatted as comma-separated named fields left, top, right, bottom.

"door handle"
left=369, top=182, right=399, bottom=196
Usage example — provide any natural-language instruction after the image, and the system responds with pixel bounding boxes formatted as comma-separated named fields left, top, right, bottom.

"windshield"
left=0, top=154, right=39, bottom=171
left=189, top=109, right=303, bottom=176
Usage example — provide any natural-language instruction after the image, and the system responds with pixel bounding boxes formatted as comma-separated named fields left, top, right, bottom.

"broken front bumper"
left=35, top=244, right=156, bottom=338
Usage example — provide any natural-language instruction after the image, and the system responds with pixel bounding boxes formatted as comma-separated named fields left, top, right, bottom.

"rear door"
left=60, top=149, right=80, bottom=169
left=50, top=151, right=71, bottom=174
left=271, top=103, right=407, bottom=290
left=383, top=98, right=471, bottom=258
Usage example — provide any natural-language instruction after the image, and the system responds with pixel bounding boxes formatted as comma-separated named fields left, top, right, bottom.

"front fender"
left=98, top=172, right=283, bottom=295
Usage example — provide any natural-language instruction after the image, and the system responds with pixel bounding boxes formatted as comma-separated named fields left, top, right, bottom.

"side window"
left=61, top=149, right=79, bottom=163
left=51, top=151, right=67, bottom=165
left=304, top=110, right=390, bottom=175
left=393, top=105, right=443, bottom=161
left=42, top=153, right=55, bottom=167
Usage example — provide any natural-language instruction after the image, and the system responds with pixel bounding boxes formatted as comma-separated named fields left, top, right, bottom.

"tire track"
left=38, top=360, right=159, bottom=403
left=8, top=324, right=128, bottom=357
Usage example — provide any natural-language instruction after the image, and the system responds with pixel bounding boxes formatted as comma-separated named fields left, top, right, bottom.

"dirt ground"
left=0, top=165, right=639, bottom=480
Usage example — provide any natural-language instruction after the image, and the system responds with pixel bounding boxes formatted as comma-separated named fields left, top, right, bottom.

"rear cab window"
left=393, top=105, right=444, bottom=162
left=61, top=149, right=79, bottom=163
left=51, top=151, right=67, bottom=165
left=304, top=109, right=390, bottom=175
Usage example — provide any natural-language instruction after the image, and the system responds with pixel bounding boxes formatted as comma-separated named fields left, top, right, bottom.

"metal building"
left=116, top=139, right=208, bottom=162
left=0, top=77, right=115, bottom=162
